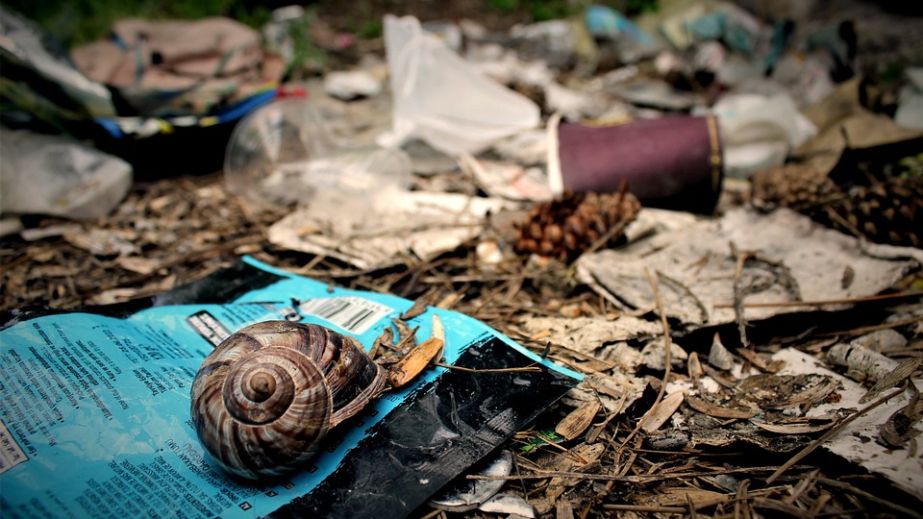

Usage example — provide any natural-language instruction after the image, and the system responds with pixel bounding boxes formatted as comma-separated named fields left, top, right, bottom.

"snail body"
left=190, top=321, right=386, bottom=479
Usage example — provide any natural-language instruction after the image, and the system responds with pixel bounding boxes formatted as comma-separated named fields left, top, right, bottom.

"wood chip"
left=686, top=395, right=757, bottom=419
left=555, top=399, right=601, bottom=441
left=640, top=392, right=684, bottom=433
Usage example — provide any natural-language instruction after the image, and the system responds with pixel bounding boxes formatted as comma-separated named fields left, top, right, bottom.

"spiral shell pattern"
left=190, top=321, right=386, bottom=479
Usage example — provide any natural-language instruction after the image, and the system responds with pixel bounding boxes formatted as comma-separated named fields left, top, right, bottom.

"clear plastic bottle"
left=225, top=98, right=412, bottom=210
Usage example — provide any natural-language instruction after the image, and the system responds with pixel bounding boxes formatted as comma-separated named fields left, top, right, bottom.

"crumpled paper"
left=268, top=187, right=512, bottom=270
left=577, top=208, right=920, bottom=328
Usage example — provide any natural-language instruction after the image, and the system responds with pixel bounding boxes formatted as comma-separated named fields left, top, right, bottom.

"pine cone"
left=751, top=164, right=840, bottom=211
left=827, top=176, right=923, bottom=248
left=514, top=189, right=641, bottom=263
left=751, top=163, right=923, bottom=248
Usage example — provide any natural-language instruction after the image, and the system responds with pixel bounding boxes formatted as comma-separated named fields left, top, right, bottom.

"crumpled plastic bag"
left=378, top=14, right=540, bottom=156
left=0, top=5, right=115, bottom=119
left=708, top=92, right=816, bottom=177
left=0, top=129, right=132, bottom=220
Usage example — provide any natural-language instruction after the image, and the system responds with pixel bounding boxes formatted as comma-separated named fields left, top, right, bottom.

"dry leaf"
left=388, top=337, right=444, bottom=388
left=555, top=500, right=575, bottom=519
left=640, top=392, right=685, bottom=433
left=539, top=442, right=605, bottom=488
left=65, top=228, right=137, bottom=256
left=88, top=287, right=141, bottom=305
left=549, top=345, right=616, bottom=372
left=559, top=303, right=583, bottom=318
left=391, top=319, right=416, bottom=350
left=436, top=292, right=462, bottom=309
left=479, top=494, right=535, bottom=518
left=861, top=358, right=923, bottom=404
left=688, top=351, right=704, bottom=380
left=116, top=256, right=160, bottom=275
left=400, top=297, right=429, bottom=320
left=431, top=314, right=445, bottom=343
left=708, top=333, right=735, bottom=370
left=739, top=374, right=839, bottom=410
left=21, top=223, right=82, bottom=241
left=751, top=420, right=834, bottom=435
left=686, top=395, right=757, bottom=419
left=555, top=400, right=601, bottom=441
left=653, top=488, right=731, bottom=508
left=880, top=383, right=923, bottom=448
left=737, top=348, right=785, bottom=373
left=529, top=329, right=552, bottom=341
left=369, top=327, right=393, bottom=360
left=546, top=443, right=605, bottom=500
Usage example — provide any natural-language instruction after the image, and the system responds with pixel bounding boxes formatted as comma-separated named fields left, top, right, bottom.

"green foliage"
left=897, top=153, right=923, bottom=179
left=357, top=19, right=383, bottom=39
left=488, top=0, right=521, bottom=13
left=228, top=3, right=272, bottom=29
left=486, top=0, right=581, bottom=21
left=625, top=0, right=659, bottom=16
left=281, top=7, right=326, bottom=79
left=519, top=430, right=564, bottom=453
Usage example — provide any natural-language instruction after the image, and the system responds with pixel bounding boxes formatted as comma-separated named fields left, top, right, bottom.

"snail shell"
left=190, top=321, right=386, bottom=479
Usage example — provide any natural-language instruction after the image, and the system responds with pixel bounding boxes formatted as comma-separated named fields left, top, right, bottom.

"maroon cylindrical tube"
left=549, top=115, right=723, bottom=214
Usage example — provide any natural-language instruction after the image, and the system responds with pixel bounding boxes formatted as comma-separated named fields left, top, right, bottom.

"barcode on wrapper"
left=299, top=297, right=394, bottom=334
left=0, top=419, right=28, bottom=474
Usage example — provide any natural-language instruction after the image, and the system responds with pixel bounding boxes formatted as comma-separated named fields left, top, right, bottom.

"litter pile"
left=1, top=1, right=922, bottom=518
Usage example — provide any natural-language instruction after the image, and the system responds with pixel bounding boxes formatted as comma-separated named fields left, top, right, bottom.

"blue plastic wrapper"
left=0, top=257, right=580, bottom=518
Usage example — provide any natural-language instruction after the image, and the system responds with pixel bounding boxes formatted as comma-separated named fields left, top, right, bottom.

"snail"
left=190, top=320, right=386, bottom=480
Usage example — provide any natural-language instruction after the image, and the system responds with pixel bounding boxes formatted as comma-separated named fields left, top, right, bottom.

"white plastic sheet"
left=378, top=15, right=540, bottom=155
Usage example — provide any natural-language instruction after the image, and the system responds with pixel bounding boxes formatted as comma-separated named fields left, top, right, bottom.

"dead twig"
left=818, top=315, right=923, bottom=338
left=433, top=362, right=542, bottom=374
left=751, top=497, right=813, bottom=519
left=734, top=478, right=751, bottom=519
left=730, top=242, right=752, bottom=349
left=715, top=290, right=923, bottom=309
left=468, top=465, right=793, bottom=484
left=766, top=387, right=906, bottom=484
left=613, top=269, right=672, bottom=467
left=602, top=504, right=687, bottom=513
left=817, top=477, right=923, bottom=519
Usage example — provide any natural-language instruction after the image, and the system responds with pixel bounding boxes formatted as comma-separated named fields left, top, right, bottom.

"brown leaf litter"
left=2, top=172, right=922, bottom=517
